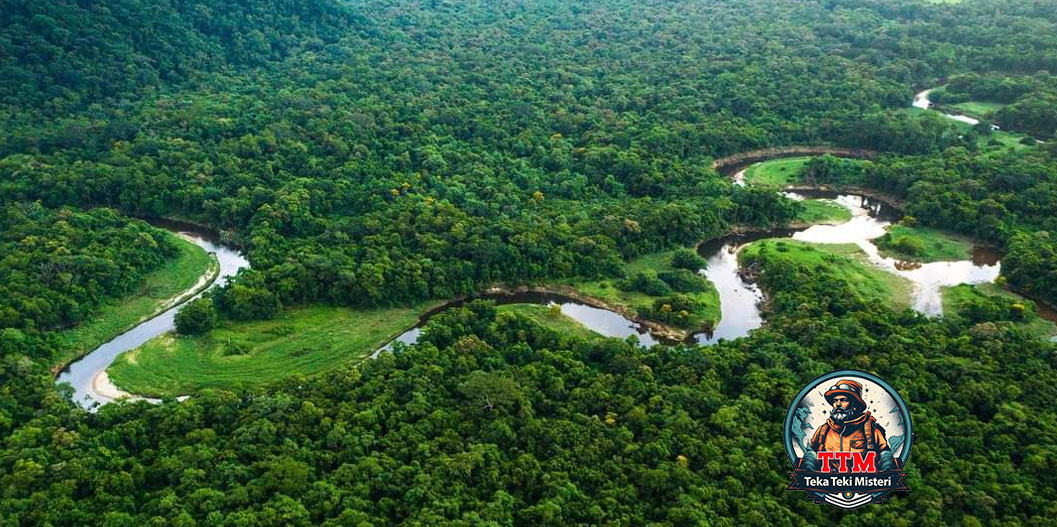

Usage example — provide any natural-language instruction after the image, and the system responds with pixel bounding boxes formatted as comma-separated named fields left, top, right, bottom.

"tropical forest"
left=2, top=0, right=1057, bottom=525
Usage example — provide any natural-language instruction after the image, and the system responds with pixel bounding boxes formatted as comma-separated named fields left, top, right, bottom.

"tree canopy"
left=2, top=0, right=1057, bottom=525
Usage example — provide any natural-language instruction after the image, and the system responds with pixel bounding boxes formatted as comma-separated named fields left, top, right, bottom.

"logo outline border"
left=783, top=369, right=914, bottom=506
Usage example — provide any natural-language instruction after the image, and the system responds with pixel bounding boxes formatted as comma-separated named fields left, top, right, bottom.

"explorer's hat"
left=824, top=379, right=866, bottom=408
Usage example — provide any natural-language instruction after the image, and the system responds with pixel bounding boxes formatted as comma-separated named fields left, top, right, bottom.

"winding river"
left=914, top=86, right=1051, bottom=144
left=57, top=221, right=249, bottom=409
left=59, top=187, right=1012, bottom=408
left=58, top=89, right=1043, bottom=408
left=374, top=188, right=1003, bottom=350
left=377, top=292, right=666, bottom=353
left=787, top=192, right=1000, bottom=314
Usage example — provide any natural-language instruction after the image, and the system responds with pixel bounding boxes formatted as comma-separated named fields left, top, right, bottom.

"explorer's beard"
left=830, top=405, right=861, bottom=423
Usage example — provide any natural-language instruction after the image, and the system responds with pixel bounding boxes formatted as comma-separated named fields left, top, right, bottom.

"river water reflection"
left=374, top=291, right=664, bottom=357
left=787, top=193, right=1000, bottom=314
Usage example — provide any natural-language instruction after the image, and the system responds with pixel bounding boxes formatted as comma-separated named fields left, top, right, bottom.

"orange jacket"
left=809, top=411, right=890, bottom=455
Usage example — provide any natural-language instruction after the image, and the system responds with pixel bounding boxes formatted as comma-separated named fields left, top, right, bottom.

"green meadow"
left=108, top=301, right=612, bottom=397
left=497, top=304, right=605, bottom=342
left=563, top=248, right=721, bottom=331
left=795, top=199, right=852, bottom=226
left=108, top=304, right=429, bottom=397
left=741, top=156, right=813, bottom=187
left=740, top=239, right=913, bottom=310
left=874, top=224, right=976, bottom=262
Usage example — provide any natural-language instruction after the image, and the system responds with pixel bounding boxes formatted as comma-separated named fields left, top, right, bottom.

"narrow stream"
left=369, top=237, right=767, bottom=352
left=373, top=291, right=664, bottom=359
left=691, top=232, right=775, bottom=344
left=913, top=88, right=983, bottom=126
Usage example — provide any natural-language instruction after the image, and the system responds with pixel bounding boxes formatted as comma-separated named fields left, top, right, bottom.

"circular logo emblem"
left=784, top=370, right=913, bottom=509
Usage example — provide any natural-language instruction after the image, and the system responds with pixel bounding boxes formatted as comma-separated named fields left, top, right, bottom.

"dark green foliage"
left=803, top=154, right=868, bottom=185
left=1003, top=232, right=1057, bottom=308
left=876, top=233, right=926, bottom=257
left=2, top=0, right=1036, bottom=311
left=957, top=292, right=1032, bottom=325
left=973, top=121, right=996, bottom=136
left=656, top=269, right=710, bottom=294
left=669, top=249, right=707, bottom=271
left=0, top=202, right=177, bottom=334
left=620, top=267, right=710, bottom=297
left=217, top=270, right=283, bottom=321
left=222, top=340, right=250, bottom=356
left=730, top=187, right=801, bottom=227
left=0, top=0, right=357, bottom=116
left=931, top=73, right=1057, bottom=138
left=825, top=111, right=966, bottom=154
left=930, top=73, right=1042, bottom=105
left=174, top=297, right=218, bottom=335
left=642, top=294, right=703, bottom=327
left=618, top=271, right=672, bottom=297
left=2, top=1, right=1057, bottom=525
left=5, top=278, right=1057, bottom=525
left=854, top=150, right=1057, bottom=306
left=995, top=96, right=1057, bottom=139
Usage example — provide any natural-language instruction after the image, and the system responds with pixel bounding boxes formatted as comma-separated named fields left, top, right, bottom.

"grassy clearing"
left=742, top=156, right=812, bottom=187
left=740, top=239, right=913, bottom=310
left=942, top=283, right=1057, bottom=339
left=949, top=100, right=1005, bottom=119
left=560, top=248, right=721, bottom=331
left=874, top=224, right=975, bottom=262
left=624, top=250, right=685, bottom=275
left=980, top=129, right=1037, bottom=152
left=795, top=199, right=852, bottom=226
left=927, top=87, right=1005, bottom=119
left=53, top=232, right=217, bottom=369
left=497, top=304, right=603, bottom=341
left=108, top=304, right=430, bottom=397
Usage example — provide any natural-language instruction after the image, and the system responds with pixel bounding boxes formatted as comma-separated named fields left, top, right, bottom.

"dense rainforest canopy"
left=0, top=204, right=178, bottom=331
left=8, top=0, right=1057, bottom=314
left=2, top=0, right=1057, bottom=525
